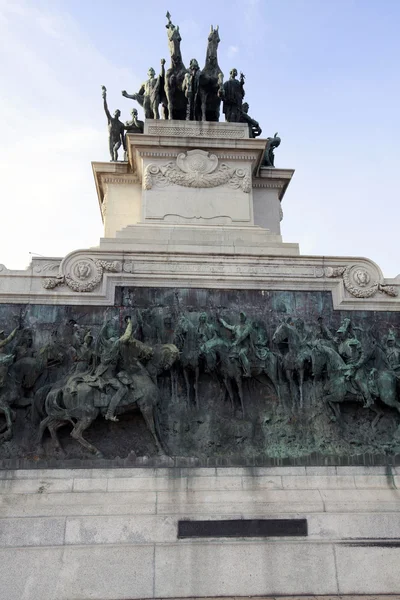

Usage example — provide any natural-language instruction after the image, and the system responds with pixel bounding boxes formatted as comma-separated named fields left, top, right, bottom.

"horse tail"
left=31, top=384, right=52, bottom=424
left=45, top=388, right=69, bottom=420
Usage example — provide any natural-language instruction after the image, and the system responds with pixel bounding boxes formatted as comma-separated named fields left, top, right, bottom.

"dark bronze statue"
left=37, top=316, right=180, bottom=457
left=240, top=103, right=262, bottom=138
left=125, top=108, right=144, bottom=134
left=102, top=86, right=126, bottom=162
left=198, top=25, right=224, bottom=122
left=122, top=59, right=166, bottom=120
left=164, top=12, right=188, bottom=120
left=183, top=59, right=201, bottom=121
left=263, top=132, right=281, bottom=167
left=222, top=68, right=245, bottom=122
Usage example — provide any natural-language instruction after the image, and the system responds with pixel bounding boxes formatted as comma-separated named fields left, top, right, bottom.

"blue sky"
left=0, top=0, right=399, bottom=277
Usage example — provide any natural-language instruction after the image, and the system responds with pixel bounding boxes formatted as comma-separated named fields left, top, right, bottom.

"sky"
left=0, top=0, right=399, bottom=277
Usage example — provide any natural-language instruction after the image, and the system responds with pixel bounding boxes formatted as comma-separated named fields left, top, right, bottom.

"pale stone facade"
left=1, top=467, right=400, bottom=599
left=0, top=122, right=398, bottom=310
left=0, top=120, right=399, bottom=599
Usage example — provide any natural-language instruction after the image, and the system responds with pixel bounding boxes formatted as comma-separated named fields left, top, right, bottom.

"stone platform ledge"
left=0, top=250, right=398, bottom=310
left=143, top=119, right=251, bottom=139
left=147, top=597, right=400, bottom=600
left=1, top=454, right=400, bottom=471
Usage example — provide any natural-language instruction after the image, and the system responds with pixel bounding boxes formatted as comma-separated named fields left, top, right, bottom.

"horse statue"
left=199, top=25, right=224, bottom=122
left=272, top=318, right=312, bottom=409
left=311, top=340, right=400, bottom=426
left=164, top=12, right=187, bottom=120
left=36, top=340, right=179, bottom=457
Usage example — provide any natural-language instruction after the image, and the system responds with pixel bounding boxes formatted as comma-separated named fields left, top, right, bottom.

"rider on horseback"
left=336, top=318, right=373, bottom=408
left=68, top=315, right=133, bottom=422
left=219, top=311, right=252, bottom=377
left=384, top=329, right=400, bottom=377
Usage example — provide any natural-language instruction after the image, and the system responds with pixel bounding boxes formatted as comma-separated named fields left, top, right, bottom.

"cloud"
left=227, top=45, right=239, bottom=58
left=0, top=0, right=141, bottom=270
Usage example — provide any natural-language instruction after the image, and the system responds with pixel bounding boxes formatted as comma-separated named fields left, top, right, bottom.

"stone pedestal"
left=92, top=120, right=296, bottom=253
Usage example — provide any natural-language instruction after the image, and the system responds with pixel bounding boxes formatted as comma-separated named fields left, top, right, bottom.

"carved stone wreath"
left=43, top=258, right=121, bottom=293
left=325, top=264, right=397, bottom=298
left=143, top=149, right=251, bottom=193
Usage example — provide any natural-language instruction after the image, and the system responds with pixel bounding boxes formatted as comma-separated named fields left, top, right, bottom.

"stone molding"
left=325, top=264, right=398, bottom=299
left=143, top=149, right=251, bottom=193
left=252, top=181, right=285, bottom=189
left=42, top=257, right=121, bottom=293
left=146, top=124, right=247, bottom=139
left=101, top=176, right=139, bottom=185
left=0, top=249, right=398, bottom=310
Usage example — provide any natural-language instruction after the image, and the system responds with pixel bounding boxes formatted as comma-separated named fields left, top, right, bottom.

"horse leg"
left=166, top=88, right=174, bottom=120
left=201, top=92, right=207, bottom=122
left=70, top=415, right=102, bottom=457
left=236, top=376, right=245, bottom=418
left=371, top=404, right=384, bottom=429
left=223, top=377, right=235, bottom=414
left=183, top=368, right=191, bottom=406
left=286, top=370, right=298, bottom=411
left=0, top=404, right=14, bottom=441
left=327, top=400, right=340, bottom=420
left=194, top=366, right=200, bottom=409
left=140, top=402, right=165, bottom=455
left=298, top=368, right=304, bottom=410
left=48, top=419, right=66, bottom=455
left=37, top=415, right=51, bottom=445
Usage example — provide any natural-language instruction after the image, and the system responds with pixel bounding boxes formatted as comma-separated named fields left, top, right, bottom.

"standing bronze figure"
left=222, top=68, right=245, bottom=122
left=102, top=86, right=126, bottom=161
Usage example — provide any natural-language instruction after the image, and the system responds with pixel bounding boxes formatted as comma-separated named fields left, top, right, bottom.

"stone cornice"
left=0, top=250, right=398, bottom=311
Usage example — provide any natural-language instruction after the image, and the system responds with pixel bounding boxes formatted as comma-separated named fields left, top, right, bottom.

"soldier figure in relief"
left=219, top=311, right=252, bottom=377
left=384, top=329, right=400, bottom=377
left=66, top=316, right=133, bottom=422
left=336, top=318, right=373, bottom=408
left=0, top=321, right=19, bottom=391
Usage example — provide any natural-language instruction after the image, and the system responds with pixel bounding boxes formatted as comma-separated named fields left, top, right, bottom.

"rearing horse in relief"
left=199, top=25, right=224, bottom=122
left=165, top=12, right=188, bottom=120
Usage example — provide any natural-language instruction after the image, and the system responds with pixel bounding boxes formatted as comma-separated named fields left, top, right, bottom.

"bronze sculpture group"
left=101, top=12, right=281, bottom=164
left=0, top=308, right=399, bottom=458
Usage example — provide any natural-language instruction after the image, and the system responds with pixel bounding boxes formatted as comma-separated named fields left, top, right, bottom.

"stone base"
left=99, top=223, right=300, bottom=256
left=1, top=466, right=400, bottom=599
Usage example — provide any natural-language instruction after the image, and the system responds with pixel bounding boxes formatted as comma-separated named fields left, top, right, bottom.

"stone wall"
left=1, top=466, right=400, bottom=599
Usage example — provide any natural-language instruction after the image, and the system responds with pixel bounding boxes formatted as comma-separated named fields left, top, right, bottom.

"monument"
left=0, top=12, right=399, bottom=600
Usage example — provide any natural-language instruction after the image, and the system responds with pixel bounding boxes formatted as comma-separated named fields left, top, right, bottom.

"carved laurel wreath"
left=43, top=260, right=121, bottom=293
left=326, top=265, right=397, bottom=298
left=144, top=149, right=251, bottom=193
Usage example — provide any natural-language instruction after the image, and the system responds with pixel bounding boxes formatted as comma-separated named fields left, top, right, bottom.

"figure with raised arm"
left=101, top=86, right=126, bottom=162
left=122, top=59, right=166, bottom=120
